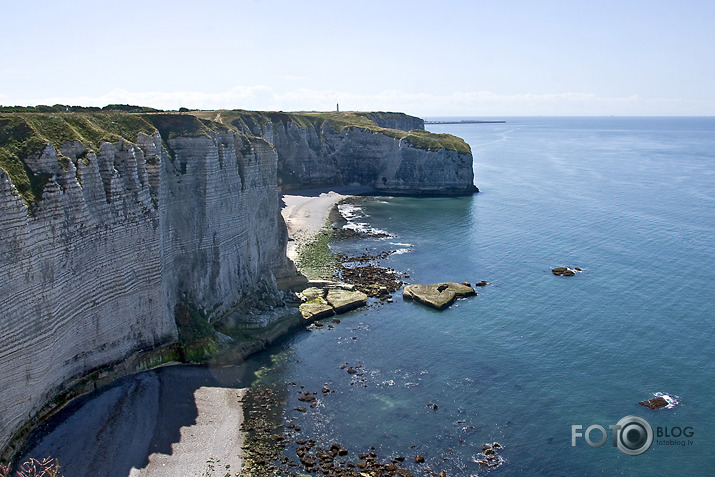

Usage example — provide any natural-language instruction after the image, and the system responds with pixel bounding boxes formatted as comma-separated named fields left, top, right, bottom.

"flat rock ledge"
left=298, top=287, right=368, bottom=320
left=403, top=282, right=476, bottom=310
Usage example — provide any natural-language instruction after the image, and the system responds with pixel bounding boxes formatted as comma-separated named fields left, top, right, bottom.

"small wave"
left=338, top=204, right=366, bottom=220
left=342, top=221, right=394, bottom=238
left=392, top=248, right=412, bottom=255
left=472, top=454, right=505, bottom=469
left=654, top=392, right=680, bottom=409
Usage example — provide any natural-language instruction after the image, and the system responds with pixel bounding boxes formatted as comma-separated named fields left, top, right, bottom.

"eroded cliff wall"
left=0, top=139, right=168, bottom=452
left=0, top=118, right=294, bottom=453
left=354, top=112, right=424, bottom=131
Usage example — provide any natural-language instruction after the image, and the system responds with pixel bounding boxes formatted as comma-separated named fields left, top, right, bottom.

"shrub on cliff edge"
left=0, top=457, right=62, bottom=477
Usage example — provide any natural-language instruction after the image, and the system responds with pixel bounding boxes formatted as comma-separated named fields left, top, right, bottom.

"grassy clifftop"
left=0, top=109, right=471, bottom=205
left=196, top=110, right=471, bottom=155
left=0, top=112, right=223, bottom=205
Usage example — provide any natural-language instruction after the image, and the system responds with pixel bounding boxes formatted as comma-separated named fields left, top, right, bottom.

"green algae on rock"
left=298, top=287, right=368, bottom=320
left=325, top=289, right=368, bottom=314
left=299, top=298, right=336, bottom=321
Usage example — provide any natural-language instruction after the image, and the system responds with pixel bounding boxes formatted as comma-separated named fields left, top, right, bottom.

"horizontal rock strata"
left=225, top=111, right=477, bottom=195
left=0, top=122, right=295, bottom=454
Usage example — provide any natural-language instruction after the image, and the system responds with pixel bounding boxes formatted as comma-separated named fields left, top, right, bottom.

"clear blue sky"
left=2, top=0, right=713, bottom=115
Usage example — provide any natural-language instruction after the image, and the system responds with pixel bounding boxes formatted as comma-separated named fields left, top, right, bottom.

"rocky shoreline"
left=240, top=383, right=421, bottom=476
left=237, top=195, right=498, bottom=476
left=238, top=196, right=440, bottom=475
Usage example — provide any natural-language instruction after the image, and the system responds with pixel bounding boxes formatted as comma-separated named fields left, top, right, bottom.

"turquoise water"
left=22, top=117, right=715, bottom=475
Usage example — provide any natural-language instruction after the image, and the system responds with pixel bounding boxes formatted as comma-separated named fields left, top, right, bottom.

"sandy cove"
left=281, top=186, right=373, bottom=260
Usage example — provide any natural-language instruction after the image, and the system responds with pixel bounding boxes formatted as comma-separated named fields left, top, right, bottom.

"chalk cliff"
left=353, top=112, right=425, bottom=131
left=224, top=111, right=477, bottom=195
left=0, top=110, right=475, bottom=454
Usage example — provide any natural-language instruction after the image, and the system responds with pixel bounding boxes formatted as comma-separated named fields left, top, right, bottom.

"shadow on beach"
left=19, top=364, right=251, bottom=477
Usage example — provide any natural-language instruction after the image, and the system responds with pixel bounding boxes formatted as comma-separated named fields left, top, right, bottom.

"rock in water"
left=299, top=298, right=335, bottom=320
left=403, top=282, right=476, bottom=310
left=325, top=289, right=368, bottom=314
left=552, top=267, right=577, bottom=276
left=299, top=287, right=325, bottom=302
left=639, top=396, right=669, bottom=409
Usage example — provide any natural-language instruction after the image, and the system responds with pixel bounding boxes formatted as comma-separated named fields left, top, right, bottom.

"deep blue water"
left=22, top=117, right=715, bottom=476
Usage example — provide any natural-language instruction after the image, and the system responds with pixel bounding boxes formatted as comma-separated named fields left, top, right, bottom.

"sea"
left=20, top=117, right=715, bottom=476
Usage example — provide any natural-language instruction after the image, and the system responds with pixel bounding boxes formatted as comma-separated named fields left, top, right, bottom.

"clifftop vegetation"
left=0, top=107, right=471, bottom=205
left=196, top=110, right=471, bottom=154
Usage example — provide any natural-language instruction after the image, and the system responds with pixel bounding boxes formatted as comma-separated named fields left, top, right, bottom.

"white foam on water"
left=391, top=248, right=412, bottom=255
left=338, top=203, right=395, bottom=237
left=654, top=392, right=680, bottom=409
left=338, top=203, right=366, bottom=220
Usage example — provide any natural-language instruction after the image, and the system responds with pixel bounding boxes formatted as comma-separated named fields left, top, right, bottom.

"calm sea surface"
left=23, top=117, right=715, bottom=475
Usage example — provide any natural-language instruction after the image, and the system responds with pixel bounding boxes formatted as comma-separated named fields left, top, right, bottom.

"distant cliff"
left=216, top=111, right=477, bottom=195
left=0, top=110, right=476, bottom=455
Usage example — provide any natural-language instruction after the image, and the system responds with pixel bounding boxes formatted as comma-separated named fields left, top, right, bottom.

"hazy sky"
left=2, top=0, right=713, bottom=115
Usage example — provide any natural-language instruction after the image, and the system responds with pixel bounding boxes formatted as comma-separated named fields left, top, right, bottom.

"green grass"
left=0, top=111, right=202, bottom=205
left=0, top=115, right=56, bottom=204
left=0, top=112, right=160, bottom=205
left=401, top=129, right=471, bottom=154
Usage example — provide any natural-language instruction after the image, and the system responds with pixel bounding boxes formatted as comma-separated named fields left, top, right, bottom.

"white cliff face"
left=266, top=121, right=477, bottom=195
left=159, top=131, right=292, bottom=320
left=355, top=112, right=425, bottom=131
left=0, top=142, right=167, bottom=452
left=0, top=130, right=293, bottom=453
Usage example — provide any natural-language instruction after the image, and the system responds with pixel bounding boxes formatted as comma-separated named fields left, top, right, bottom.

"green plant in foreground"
left=0, top=457, right=62, bottom=477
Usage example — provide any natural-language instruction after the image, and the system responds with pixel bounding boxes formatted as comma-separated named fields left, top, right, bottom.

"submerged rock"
left=403, top=282, right=476, bottom=310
